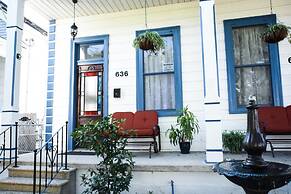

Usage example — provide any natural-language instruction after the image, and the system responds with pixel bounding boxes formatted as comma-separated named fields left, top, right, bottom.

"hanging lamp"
left=71, top=0, right=78, bottom=40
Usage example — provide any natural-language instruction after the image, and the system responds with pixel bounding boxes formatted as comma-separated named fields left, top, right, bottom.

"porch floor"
left=17, top=150, right=291, bottom=171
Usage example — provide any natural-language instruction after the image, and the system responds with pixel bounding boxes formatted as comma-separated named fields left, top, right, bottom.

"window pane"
left=144, top=36, right=174, bottom=73
left=144, top=74, right=175, bottom=110
left=232, top=25, right=269, bottom=66
left=235, top=66, right=273, bottom=106
left=80, top=44, right=104, bottom=60
left=84, top=76, right=98, bottom=112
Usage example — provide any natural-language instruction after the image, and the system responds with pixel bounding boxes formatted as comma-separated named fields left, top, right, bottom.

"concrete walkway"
left=17, top=151, right=291, bottom=194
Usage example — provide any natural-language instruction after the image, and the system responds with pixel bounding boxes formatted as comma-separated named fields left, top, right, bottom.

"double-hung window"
left=224, top=15, right=283, bottom=113
left=136, top=26, right=183, bottom=116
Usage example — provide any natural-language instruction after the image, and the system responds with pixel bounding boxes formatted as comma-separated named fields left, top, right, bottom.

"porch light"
left=71, top=0, right=78, bottom=40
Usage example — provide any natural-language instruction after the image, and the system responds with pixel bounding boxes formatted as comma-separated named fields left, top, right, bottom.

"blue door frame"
left=68, top=35, right=109, bottom=151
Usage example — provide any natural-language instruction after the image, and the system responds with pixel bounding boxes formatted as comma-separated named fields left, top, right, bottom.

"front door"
left=77, top=64, right=103, bottom=126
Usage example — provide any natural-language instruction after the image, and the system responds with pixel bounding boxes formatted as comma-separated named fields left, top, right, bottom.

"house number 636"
left=115, top=71, right=128, bottom=77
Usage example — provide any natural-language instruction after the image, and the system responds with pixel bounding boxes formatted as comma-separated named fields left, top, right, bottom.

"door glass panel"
left=84, top=75, right=98, bottom=112
left=78, top=65, right=103, bottom=125
left=80, top=43, right=104, bottom=60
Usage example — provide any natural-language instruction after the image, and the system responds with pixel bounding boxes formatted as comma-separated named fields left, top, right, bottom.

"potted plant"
left=133, top=31, right=165, bottom=53
left=72, top=115, right=134, bottom=194
left=222, top=130, right=245, bottom=154
left=262, top=23, right=290, bottom=43
left=167, top=106, right=199, bottom=154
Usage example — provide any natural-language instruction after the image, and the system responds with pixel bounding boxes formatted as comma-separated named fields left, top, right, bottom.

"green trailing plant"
left=262, top=23, right=291, bottom=43
left=167, top=106, right=199, bottom=145
left=133, top=31, right=165, bottom=53
left=222, top=130, right=245, bottom=154
left=72, top=115, right=134, bottom=194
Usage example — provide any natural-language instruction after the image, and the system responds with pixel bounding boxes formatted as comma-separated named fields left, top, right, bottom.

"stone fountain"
left=214, top=99, right=291, bottom=194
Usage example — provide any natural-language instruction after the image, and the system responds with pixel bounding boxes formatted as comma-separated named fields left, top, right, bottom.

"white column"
left=200, top=0, right=223, bottom=163
left=1, top=0, right=24, bottom=160
left=1, top=0, right=24, bottom=123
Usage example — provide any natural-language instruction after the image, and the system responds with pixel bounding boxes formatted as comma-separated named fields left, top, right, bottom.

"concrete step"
left=8, top=166, right=76, bottom=180
left=0, top=191, right=36, bottom=194
left=0, top=177, right=68, bottom=193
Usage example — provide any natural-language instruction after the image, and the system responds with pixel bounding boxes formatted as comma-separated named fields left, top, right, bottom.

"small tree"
left=72, top=115, right=134, bottom=194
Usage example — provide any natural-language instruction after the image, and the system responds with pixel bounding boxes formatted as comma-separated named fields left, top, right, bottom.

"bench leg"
left=158, top=133, right=161, bottom=151
left=267, top=140, right=275, bottom=157
left=149, top=143, right=152, bottom=158
left=153, top=136, right=158, bottom=153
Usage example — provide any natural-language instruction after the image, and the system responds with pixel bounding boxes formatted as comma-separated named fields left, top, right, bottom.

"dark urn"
left=214, top=99, right=291, bottom=194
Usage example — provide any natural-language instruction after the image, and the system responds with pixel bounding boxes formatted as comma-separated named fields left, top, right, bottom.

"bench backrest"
left=287, top=105, right=291, bottom=124
left=112, top=112, right=134, bottom=130
left=133, top=111, right=158, bottom=130
left=258, top=106, right=291, bottom=134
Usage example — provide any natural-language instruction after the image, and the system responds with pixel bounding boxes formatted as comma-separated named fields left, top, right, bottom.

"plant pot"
left=262, top=28, right=288, bottom=43
left=179, top=142, right=191, bottom=154
left=139, top=39, right=154, bottom=51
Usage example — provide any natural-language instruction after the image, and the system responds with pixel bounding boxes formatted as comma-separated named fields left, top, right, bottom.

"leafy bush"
left=72, top=115, right=134, bottom=194
left=222, top=130, right=245, bottom=154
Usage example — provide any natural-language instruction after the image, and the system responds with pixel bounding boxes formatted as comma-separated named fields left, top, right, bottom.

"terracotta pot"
left=262, top=28, right=288, bottom=43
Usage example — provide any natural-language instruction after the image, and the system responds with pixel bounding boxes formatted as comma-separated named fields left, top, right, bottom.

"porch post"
left=1, top=0, right=24, bottom=157
left=199, top=0, right=223, bottom=163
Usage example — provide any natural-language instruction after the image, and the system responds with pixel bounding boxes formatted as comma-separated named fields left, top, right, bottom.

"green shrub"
left=72, top=115, right=134, bottom=194
left=222, top=130, right=245, bottom=154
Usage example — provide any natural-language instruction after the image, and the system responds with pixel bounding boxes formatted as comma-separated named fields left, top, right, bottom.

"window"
left=136, top=26, right=183, bottom=116
left=224, top=15, right=283, bottom=113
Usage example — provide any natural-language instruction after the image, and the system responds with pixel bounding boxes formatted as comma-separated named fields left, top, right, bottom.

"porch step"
left=0, top=177, right=68, bottom=193
left=0, top=165, right=76, bottom=194
left=0, top=191, right=33, bottom=194
left=8, top=165, right=76, bottom=179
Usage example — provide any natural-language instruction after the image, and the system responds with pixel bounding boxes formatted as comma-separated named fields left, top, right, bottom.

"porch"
left=14, top=151, right=291, bottom=193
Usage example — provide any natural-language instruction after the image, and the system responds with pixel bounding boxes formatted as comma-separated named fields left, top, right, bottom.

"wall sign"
left=115, top=71, right=128, bottom=77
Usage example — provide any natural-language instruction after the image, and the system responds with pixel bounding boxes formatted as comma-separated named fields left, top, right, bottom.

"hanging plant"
left=262, top=23, right=290, bottom=43
left=133, top=31, right=165, bottom=52
left=133, top=0, right=165, bottom=53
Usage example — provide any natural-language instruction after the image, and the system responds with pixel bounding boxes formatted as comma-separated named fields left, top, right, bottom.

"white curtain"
left=144, top=36, right=175, bottom=110
left=232, top=25, right=273, bottom=106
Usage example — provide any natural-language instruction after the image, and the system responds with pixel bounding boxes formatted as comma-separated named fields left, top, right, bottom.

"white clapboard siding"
left=52, top=0, right=291, bottom=151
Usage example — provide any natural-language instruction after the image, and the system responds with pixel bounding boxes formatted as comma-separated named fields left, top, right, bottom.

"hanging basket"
left=138, top=39, right=155, bottom=51
left=133, top=31, right=165, bottom=52
left=262, top=25, right=289, bottom=43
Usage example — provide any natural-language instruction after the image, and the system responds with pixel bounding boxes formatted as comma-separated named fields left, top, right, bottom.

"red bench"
left=258, top=105, right=291, bottom=157
left=112, top=111, right=161, bottom=157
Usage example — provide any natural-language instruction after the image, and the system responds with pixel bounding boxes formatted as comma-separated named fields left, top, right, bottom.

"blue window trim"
left=136, top=26, right=183, bottom=117
left=68, top=34, right=109, bottom=151
left=224, top=14, right=283, bottom=114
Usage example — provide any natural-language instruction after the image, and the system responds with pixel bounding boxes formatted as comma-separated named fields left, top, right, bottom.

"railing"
left=0, top=122, right=18, bottom=174
left=32, top=122, right=68, bottom=194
